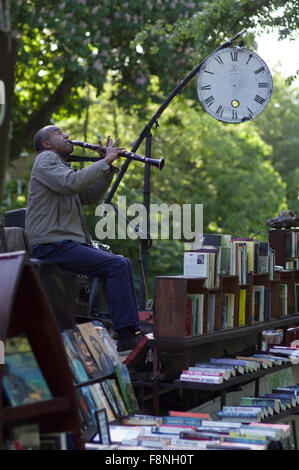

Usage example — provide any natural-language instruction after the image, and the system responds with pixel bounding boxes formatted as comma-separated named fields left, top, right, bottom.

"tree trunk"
left=15, top=69, right=76, bottom=157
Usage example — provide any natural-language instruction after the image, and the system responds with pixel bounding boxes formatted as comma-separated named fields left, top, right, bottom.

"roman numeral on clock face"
left=254, top=67, right=265, bottom=74
left=230, top=51, right=238, bottom=61
left=204, top=95, right=215, bottom=106
left=254, top=95, right=266, bottom=104
left=258, top=82, right=269, bottom=88
left=216, top=105, right=224, bottom=117
left=232, top=110, right=238, bottom=120
left=214, top=55, right=224, bottom=65
left=201, top=85, right=211, bottom=90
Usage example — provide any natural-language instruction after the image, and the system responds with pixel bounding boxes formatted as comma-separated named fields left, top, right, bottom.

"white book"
left=183, top=252, right=209, bottom=278
left=187, top=366, right=231, bottom=380
left=179, top=373, right=223, bottom=384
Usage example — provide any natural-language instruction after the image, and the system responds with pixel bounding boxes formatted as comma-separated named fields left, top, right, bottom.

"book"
left=221, top=293, right=234, bottom=329
left=40, top=432, right=76, bottom=450
left=235, top=356, right=263, bottom=370
left=207, top=293, right=216, bottom=332
left=122, top=415, right=163, bottom=426
left=262, top=393, right=297, bottom=407
left=76, top=322, right=115, bottom=376
left=217, top=406, right=264, bottom=422
left=163, top=416, right=203, bottom=426
left=238, top=288, right=246, bottom=326
left=194, top=362, right=237, bottom=376
left=114, top=363, right=139, bottom=415
left=252, top=286, right=265, bottom=322
left=179, top=373, right=223, bottom=384
left=280, top=283, right=288, bottom=315
left=187, top=293, right=204, bottom=335
left=92, top=321, right=121, bottom=365
left=71, top=328, right=102, bottom=379
left=169, top=410, right=211, bottom=420
left=88, top=383, right=116, bottom=422
left=5, top=423, right=40, bottom=450
left=105, top=378, right=129, bottom=418
left=124, top=333, right=151, bottom=367
left=61, top=330, right=90, bottom=384
left=239, top=397, right=280, bottom=414
left=258, top=242, right=270, bottom=273
left=2, top=337, right=52, bottom=407
left=209, top=358, right=248, bottom=374
left=184, top=249, right=218, bottom=288
left=187, top=366, right=232, bottom=380
left=202, top=233, right=231, bottom=275
left=183, top=251, right=209, bottom=278
left=100, top=380, right=121, bottom=418
left=76, top=387, right=97, bottom=431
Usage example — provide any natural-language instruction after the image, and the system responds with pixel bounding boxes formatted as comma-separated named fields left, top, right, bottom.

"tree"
left=10, top=0, right=204, bottom=159
left=253, top=72, right=299, bottom=210
left=10, top=0, right=298, bottom=162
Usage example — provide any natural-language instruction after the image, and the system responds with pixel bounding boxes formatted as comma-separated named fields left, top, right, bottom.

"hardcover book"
left=2, top=337, right=52, bottom=407
left=61, top=331, right=89, bottom=384
left=76, top=322, right=115, bottom=376
left=71, top=328, right=102, bottom=379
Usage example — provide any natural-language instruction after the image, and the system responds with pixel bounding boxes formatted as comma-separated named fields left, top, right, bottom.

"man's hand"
left=98, top=136, right=125, bottom=166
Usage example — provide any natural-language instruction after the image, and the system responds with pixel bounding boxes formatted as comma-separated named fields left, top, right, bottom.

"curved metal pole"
left=103, top=29, right=246, bottom=309
left=104, top=28, right=246, bottom=204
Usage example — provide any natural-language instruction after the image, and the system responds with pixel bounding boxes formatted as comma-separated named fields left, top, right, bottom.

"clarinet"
left=68, top=140, right=165, bottom=170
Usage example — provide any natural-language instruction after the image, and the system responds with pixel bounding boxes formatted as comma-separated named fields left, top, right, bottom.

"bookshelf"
left=0, top=251, right=83, bottom=450
left=148, top=230, right=299, bottom=414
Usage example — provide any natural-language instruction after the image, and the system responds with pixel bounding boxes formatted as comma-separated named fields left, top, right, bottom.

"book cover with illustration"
left=3, top=336, right=52, bottom=407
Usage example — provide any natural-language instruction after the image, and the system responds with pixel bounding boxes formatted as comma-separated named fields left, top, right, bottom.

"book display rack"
left=0, top=251, right=83, bottom=450
left=144, top=230, right=299, bottom=416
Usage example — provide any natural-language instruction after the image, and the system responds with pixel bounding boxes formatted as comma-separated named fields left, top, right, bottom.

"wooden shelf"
left=173, top=362, right=294, bottom=392
left=2, top=396, right=70, bottom=424
left=0, top=251, right=83, bottom=449
left=150, top=313, right=299, bottom=351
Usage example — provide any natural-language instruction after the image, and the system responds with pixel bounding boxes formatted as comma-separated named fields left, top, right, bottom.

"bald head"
left=33, top=126, right=74, bottom=154
left=33, top=126, right=57, bottom=151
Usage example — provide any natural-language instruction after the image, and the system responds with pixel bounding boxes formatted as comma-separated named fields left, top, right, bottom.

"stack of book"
left=217, top=383, right=299, bottom=424
left=60, top=321, right=139, bottom=433
left=185, top=234, right=276, bottom=285
left=185, top=293, right=204, bottom=335
left=86, top=410, right=291, bottom=450
left=178, top=351, right=292, bottom=385
left=268, top=344, right=299, bottom=363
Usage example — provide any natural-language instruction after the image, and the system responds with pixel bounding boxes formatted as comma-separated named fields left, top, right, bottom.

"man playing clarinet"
left=25, top=125, right=141, bottom=355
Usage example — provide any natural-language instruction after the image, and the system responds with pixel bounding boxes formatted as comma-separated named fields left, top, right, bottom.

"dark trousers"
left=32, top=240, right=140, bottom=332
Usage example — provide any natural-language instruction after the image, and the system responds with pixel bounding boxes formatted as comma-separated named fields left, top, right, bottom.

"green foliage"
left=52, top=83, right=288, bottom=299
left=253, top=72, right=299, bottom=209
left=6, top=0, right=298, bottom=301
left=10, top=0, right=204, bottom=158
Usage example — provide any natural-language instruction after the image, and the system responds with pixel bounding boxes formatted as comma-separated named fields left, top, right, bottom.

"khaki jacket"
left=25, top=150, right=115, bottom=246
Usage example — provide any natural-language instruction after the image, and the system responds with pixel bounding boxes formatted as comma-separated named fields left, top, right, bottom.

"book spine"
left=163, top=416, right=203, bottom=426
left=179, top=374, right=223, bottom=384
left=114, top=365, right=132, bottom=414
left=185, top=368, right=224, bottom=376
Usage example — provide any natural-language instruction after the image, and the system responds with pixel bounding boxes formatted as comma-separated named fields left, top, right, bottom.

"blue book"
left=3, top=351, right=52, bottom=407
left=163, top=416, right=202, bottom=426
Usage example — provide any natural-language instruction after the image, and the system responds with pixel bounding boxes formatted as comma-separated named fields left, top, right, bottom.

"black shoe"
left=117, top=337, right=138, bottom=356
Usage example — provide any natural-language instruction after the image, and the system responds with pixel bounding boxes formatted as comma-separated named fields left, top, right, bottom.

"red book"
left=124, top=335, right=150, bottom=367
left=169, top=410, right=211, bottom=420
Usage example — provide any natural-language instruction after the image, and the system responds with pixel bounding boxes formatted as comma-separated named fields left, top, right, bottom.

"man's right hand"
left=99, top=136, right=125, bottom=166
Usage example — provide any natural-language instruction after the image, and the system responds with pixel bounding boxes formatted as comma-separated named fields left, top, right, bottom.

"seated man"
left=25, top=125, right=140, bottom=355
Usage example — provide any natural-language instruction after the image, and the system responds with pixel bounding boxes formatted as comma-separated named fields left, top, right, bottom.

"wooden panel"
left=154, top=277, right=187, bottom=338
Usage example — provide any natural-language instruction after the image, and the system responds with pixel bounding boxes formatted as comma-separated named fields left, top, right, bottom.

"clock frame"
left=197, top=46, right=273, bottom=123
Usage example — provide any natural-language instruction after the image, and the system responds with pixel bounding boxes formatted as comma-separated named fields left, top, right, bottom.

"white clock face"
left=197, top=47, right=272, bottom=123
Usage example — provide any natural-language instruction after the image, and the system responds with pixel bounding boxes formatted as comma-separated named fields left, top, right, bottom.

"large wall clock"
left=197, top=46, right=273, bottom=123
